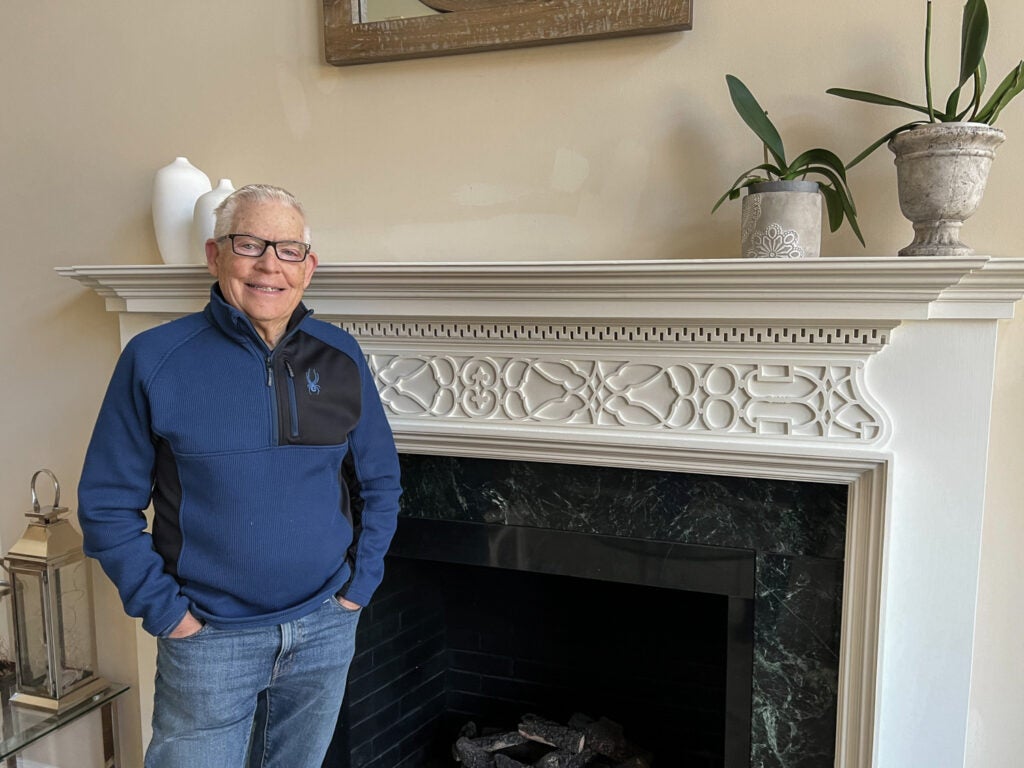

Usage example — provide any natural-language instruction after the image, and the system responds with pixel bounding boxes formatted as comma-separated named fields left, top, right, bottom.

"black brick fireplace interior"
left=324, top=454, right=846, bottom=768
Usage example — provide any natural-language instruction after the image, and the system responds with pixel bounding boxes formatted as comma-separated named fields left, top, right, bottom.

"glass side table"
left=0, top=679, right=129, bottom=767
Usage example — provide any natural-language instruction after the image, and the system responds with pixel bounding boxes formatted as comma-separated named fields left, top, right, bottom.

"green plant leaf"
left=789, top=148, right=849, bottom=182
left=820, top=183, right=865, bottom=246
left=975, top=61, right=1024, bottom=123
left=844, top=121, right=924, bottom=167
left=976, top=57, right=988, bottom=111
left=959, top=0, right=989, bottom=88
left=726, top=75, right=787, bottom=168
left=711, top=182, right=754, bottom=213
left=831, top=181, right=865, bottom=245
left=826, top=88, right=932, bottom=116
left=829, top=0, right=1021, bottom=128
left=711, top=163, right=783, bottom=213
left=819, top=184, right=845, bottom=234
left=926, top=0, right=935, bottom=120
left=799, top=165, right=854, bottom=208
left=962, top=58, right=988, bottom=120
left=843, top=196, right=866, bottom=246
left=944, top=86, right=963, bottom=121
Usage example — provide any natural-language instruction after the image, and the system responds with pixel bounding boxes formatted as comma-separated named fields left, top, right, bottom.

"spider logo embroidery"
left=306, top=368, right=321, bottom=395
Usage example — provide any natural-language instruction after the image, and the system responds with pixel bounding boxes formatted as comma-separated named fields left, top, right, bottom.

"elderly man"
left=78, top=184, right=401, bottom=767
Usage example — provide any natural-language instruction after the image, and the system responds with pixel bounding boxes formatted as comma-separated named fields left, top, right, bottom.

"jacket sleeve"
left=77, top=342, right=190, bottom=637
left=339, top=349, right=402, bottom=607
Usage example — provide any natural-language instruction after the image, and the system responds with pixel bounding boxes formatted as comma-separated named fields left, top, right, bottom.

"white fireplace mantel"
left=60, top=256, right=1024, bottom=768
left=58, top=255, right=1024, bottom=320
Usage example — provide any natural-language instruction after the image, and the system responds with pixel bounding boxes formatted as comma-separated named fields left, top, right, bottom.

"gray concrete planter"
left=740, top=180, right=822, bottom=259
left=889, top=122, right=1005, bottom=257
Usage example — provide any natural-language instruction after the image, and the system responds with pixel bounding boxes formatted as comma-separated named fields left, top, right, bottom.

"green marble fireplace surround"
left=392, top=454, right=846, bottom=767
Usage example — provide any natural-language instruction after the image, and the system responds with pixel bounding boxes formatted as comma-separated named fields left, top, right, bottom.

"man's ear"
left=205, top=239, right=221, bottom=277
left=303, top=250, right=319, bottom=288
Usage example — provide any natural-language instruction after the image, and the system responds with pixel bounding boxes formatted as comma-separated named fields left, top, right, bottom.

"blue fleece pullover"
left=78, top=286, right=402, bottom=636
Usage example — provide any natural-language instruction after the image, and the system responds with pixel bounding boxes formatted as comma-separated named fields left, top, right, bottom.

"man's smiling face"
left=206, top=199, right=318, bottom=348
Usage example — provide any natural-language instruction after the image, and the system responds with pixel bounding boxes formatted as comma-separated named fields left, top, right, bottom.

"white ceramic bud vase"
left=191, top=179, right=235, bottom=261
left=152, top=157, right=211, bottom=264
left=741, top=180, right=822, bottom=259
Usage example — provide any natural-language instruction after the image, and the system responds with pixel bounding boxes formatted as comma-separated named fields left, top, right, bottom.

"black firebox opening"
left=325, top=520, right=755, bottom=768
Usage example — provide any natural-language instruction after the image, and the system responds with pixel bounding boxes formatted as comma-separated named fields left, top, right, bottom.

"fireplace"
left=61, top=256, right=1024, bottom=767
left=328, top=455, right=844, bottom=768
left=338, top=539, right=742, bottom=768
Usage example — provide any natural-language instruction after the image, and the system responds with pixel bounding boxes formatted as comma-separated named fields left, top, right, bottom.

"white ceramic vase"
left=740, top=180, right=822, bottom=259
left=152, top=157, right=211, bottom=265
left=190, top=179, right=235, bottom=261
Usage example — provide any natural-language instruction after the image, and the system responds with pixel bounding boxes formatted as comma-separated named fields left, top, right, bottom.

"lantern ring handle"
left=30, top=468, right=61, bottom=513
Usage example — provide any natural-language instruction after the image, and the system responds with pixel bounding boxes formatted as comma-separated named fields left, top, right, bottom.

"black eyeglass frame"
left=218, top=234, right=311, bottom=263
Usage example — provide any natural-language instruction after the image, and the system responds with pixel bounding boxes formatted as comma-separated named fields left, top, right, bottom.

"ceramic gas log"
left=453, top=713, right=652, bottom=768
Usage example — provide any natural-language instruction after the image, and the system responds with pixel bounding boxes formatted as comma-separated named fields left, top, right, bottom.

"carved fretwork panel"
left=367, top=352, right=886, bottom=442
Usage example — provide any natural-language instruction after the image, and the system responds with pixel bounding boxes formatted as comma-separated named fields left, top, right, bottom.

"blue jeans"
left=146, top=597, right=360, bottom=768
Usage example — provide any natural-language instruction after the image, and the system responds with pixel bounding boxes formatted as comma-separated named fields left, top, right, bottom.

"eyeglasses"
left=219, top=234, right=311, bottom=263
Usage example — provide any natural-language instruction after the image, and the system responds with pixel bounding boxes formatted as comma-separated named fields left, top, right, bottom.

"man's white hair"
left=213, top=184, right=311, bottom=242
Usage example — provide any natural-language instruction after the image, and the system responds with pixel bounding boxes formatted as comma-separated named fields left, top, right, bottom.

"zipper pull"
left=284, top=359, right=295, bottom=379
left=266, top=356, right=273, bottom=387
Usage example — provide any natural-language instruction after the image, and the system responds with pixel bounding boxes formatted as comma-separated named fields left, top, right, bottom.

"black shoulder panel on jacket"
left=276, top=331, right=362, bottom=446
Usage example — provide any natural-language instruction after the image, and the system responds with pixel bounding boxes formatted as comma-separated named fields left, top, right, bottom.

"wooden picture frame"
left=323, top=0, right=692, bottom=66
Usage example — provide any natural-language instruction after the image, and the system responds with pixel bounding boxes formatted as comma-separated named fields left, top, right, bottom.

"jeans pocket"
left=329, top=593, right=362, bottom=612
left=163, top=622, right=211, bottom=642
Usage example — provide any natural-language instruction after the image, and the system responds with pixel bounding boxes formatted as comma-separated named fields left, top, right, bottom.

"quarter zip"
left=262, top=315, right=310, bottom=446
left=265, top=354, right=279, bottom=445
left=284, top=359, right=299, bottom=439
left=263, top=323, right=307, bottom=446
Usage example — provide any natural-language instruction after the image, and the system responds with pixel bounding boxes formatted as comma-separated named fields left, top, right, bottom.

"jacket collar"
left=204, top=283, right=312, bottom=350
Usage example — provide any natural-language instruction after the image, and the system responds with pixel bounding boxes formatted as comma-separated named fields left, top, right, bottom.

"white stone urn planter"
left=740, top=180, right=822, bottom=259
left=889, top=123, right=1005, bottom=257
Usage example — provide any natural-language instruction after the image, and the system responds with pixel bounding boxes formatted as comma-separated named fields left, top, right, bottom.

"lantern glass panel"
left=54, top=559, right=96, bottom=694
left=11, top=569, right=50, bottom=696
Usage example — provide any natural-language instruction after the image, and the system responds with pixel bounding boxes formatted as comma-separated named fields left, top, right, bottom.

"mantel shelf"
left=57, top=256, right=1024, bottom=323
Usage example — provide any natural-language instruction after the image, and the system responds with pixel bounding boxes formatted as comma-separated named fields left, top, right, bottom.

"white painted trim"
left=395, top=430, right=886, bottom=767
left=55, top=256, right=1024, bottom=320
left=58, top=258, right=1024, bottom=768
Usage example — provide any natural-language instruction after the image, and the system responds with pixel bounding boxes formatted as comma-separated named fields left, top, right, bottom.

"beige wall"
left=3, top=1, right=1021, bottom=765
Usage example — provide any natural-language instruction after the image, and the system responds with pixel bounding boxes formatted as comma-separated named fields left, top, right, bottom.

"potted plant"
left=828, top=0, right=1023, bottom=257
left=713, top=75, right=864, bottom=259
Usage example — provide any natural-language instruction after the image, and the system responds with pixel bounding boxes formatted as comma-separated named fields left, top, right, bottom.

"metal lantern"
left=2, top=469, right=106, bottom=711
